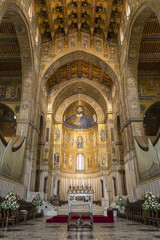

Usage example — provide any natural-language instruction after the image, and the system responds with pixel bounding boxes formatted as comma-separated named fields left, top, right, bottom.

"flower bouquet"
left=1, top=191, right=20, bottom=211
left=142, top=191, right=160, bottom=212
left=1, top=191, right=20, bottom=229
left=32, top=193, right=43, bottom=207
left=116, top=195, right=127, bottom=214
left=116, top=195, right=127, bottom=207
left=32, top=194, right=43, bottom=213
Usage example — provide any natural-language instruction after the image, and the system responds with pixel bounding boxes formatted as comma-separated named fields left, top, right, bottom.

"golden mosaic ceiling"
left=34, top=0, right=124, bottom=43
left=47, top=59, right=113, bottom=89
left=138, top=13, right=160, bottom=73
left=0, top=16, right=21, bottom=76
left=52, top=80, right=108, bottom=118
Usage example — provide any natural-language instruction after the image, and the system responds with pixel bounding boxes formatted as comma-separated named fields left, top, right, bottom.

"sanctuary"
left=0, top=0, right=160, bottom=217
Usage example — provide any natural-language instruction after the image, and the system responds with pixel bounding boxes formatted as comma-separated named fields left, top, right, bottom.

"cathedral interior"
left=1, top=0, right=160, bottom=215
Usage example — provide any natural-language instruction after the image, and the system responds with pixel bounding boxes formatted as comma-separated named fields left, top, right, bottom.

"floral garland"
left=32, top=193, right=43, bottom=207
left=116, top=195, right=127, bottom=207
left=142, top=191, right=160, bottom=212
left=1, top=191, right=20, bottom=211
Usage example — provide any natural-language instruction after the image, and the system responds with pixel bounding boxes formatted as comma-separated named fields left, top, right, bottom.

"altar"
left=67, top=185, right=94, bottom=214
left=68, top=201, right=93, bottom=214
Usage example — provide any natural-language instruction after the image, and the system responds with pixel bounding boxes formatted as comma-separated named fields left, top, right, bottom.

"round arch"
left=41, top=51, right=119, bottom=89
left=49, top=78, right=109, bottom=119
left=55, top=94, right=105, bottom=124
left=0, top=2, right=36, bottom=126
left=124, top=1, right=160, bottom=120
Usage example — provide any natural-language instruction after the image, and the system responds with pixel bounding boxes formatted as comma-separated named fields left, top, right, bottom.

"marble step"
left=57, top=204, right=104, bottom=215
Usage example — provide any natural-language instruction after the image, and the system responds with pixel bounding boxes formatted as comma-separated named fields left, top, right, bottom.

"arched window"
left=76, top=154, right=84, bottom=171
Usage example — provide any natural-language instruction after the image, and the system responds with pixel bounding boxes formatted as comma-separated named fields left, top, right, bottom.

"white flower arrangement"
left=1, top=191, right=20, bottom=211
left=32, top=194, right=43, bottom=207
left=142, top=191, right=160, bottom=212
left=116, top=195, right=127, bottom=207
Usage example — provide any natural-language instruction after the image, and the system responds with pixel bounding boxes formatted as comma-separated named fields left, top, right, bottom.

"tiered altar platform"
left=56, top=203, right=104, bottom=215
left=46, top=211, right=114, bottom=223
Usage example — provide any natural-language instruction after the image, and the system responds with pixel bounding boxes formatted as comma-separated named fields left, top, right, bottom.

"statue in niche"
left=54, top=152, right=59, bottom=165
left=100, top=128, right=105, bottom=142
left=69, top=155, right=73, bottom=169
left=64, top=105, right=96, bottom=129
left=76, top=134, right=83, bottom=149
left=88, top=155, right=92, bottom=168
left=101, top=151, right=106, bottom=165
left=63, top=153, right=66, bottom=168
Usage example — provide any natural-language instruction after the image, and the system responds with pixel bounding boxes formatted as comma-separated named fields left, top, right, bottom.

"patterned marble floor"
left=0, top=217, right=160, bottom=240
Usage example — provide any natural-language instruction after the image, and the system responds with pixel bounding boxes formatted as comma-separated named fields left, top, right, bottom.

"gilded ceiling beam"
left=62, top=0, right=68, bottom=46
left=46, top=0, right=55, bottom=39
left=104, top=0, right=114, bottom=40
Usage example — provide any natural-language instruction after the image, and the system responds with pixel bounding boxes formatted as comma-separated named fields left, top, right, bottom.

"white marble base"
left=101, top=199, right=109, bottom=208
left=43, top=209, right=57, bottom=216
left=41, top=200, right=57, bottom=216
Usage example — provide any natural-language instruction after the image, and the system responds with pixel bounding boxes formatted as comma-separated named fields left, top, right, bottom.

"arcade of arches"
left=1, top=0, right=160, bottom=210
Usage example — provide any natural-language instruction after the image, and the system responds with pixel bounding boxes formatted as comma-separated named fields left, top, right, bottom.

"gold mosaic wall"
left=52, top=102, right=108, bottom=173
left=61, top=125, right=99, bottom=173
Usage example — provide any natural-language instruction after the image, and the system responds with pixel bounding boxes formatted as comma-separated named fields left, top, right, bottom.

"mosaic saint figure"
left=94, top=154, right=97, bottom=167
left=71, top=135, right=74, bottom=147
left=101, top=151, right=106, bottom=165
left=54, top=152, right=59, bottom=165
left=55, top=128, right=60, bottom=142
left=77, top=134, right=83, bottom=149
left=64, top=131, right=67, bottom=146
left=135, top=124, right=142, bottom=136
left=64, top=105, right=96, bottom=129
left=63, top=153, right=66, bottom=168
left=88, top=156, right=92, bottom=168
left=100, top=128, right=105, bottom=142
left=93, top=132, right=97, bottom=147
left=69, top=155, right=73, bottom=169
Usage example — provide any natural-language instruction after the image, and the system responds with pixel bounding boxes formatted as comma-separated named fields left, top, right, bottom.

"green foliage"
left=1, top=191, right=20, bottom=211
left=116, top=195, right=127, bottom=207
left=32, top=194, right=43, bottom=207
left=142, top=191, right=160, bottom=212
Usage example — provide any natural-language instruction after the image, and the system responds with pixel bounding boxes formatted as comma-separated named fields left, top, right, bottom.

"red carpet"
left=46, top=211, right=114, bottom=223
